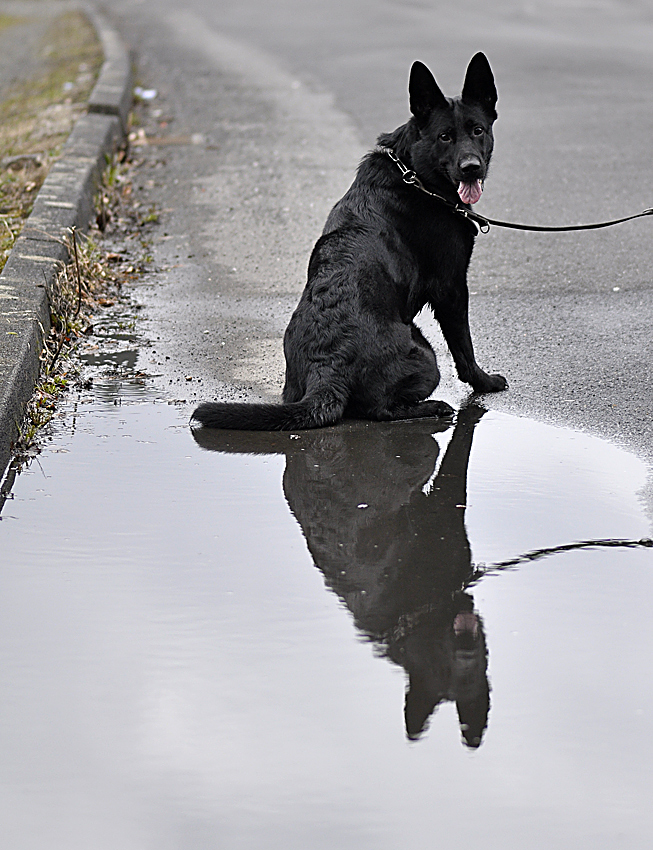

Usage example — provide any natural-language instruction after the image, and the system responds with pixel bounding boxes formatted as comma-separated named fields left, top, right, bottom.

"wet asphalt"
left=99, top=0, right=653, bottom=509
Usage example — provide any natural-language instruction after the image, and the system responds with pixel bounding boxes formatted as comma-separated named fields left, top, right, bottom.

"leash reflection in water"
left=192, top=406, right=649, bottom=750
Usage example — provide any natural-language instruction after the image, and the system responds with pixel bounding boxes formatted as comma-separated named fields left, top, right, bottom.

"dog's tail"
left=191, top=389, right=346, bottom=431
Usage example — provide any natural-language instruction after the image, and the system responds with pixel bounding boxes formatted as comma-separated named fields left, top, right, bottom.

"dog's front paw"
left=471, top=372, right=508, bottom=393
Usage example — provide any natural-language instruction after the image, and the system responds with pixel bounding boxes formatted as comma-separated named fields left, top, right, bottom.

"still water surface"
left=1, top=376, right=652, bottom=849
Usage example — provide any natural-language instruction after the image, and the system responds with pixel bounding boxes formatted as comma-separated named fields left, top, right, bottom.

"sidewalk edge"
left=0, top=7, right=133, bottom=479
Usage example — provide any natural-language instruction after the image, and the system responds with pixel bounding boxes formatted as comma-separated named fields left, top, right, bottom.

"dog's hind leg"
left=302, top=385, right=348, bottom=428
left=379, top=369, right=454, bottom=420
left=382, top=399, right=455, bottom=421
left=359, top=330, right=454, bottom=421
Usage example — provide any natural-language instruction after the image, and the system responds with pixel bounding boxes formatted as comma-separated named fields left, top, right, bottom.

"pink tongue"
left=458, top=180, right=483, bottom=205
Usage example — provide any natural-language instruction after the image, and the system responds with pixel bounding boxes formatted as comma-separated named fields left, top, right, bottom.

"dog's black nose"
left=460, top=156, right=482, bottom=175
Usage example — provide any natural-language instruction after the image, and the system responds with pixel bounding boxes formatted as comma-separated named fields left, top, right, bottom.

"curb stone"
left=0, top=6, right=134, bottom=479
left=86, top=5, right=135, bottom=132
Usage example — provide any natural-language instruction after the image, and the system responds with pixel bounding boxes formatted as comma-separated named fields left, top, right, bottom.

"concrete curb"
left=87, top=6, right=134, bottom=133
left=0, top=7, right=133, bottom=478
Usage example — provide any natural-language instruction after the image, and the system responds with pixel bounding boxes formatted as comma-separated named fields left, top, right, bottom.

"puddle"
left=77, top=309, right=141, bottom=370
left=1, top=381, right=652, bottom=849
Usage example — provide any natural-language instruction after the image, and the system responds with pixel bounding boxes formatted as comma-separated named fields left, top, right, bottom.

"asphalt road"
left=107, top=0, right=653, bottom=482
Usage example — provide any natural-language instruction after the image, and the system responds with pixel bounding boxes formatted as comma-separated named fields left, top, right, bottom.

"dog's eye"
left=439, top=132, right=452, bottom=143
left=472, top=125, right=485, bottom=136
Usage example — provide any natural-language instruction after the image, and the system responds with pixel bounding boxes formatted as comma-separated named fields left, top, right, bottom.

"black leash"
left=379, top=146, right=653, bottom=235
left=469, top=207, right=653, bottom=234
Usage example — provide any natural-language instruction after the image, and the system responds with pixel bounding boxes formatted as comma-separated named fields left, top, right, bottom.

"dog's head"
left=408, top=53, right=497, bottom=205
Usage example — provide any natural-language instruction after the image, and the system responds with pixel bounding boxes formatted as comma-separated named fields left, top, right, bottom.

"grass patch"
left=0, top=10, right=103, bottom=271
left=0, top=14, right=22, bottom=34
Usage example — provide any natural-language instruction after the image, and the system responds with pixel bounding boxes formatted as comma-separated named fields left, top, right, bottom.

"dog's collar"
left=376, top=146, right=487, bottom=234
left=379, top=146, right=653, bottom=235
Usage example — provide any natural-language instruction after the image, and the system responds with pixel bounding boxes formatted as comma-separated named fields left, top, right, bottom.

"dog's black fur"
left=193, top=53, right=507, bottom=431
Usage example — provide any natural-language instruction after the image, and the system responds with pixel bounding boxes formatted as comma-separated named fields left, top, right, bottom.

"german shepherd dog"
left=192, top=53, right=507, bottom=431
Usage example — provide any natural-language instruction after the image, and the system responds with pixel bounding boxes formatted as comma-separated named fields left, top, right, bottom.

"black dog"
left=192, top=53, right=507, bottom=431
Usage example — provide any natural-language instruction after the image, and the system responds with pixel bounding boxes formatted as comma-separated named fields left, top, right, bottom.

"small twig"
left=0, top=215, right=13, bottom=238
left=47, top=330, right=67, bottom=376
left=0, top=460, right=19, bottom=518
left=96, top=190, right=109, bottom=231
left=71, top=226, right=83, bottom=318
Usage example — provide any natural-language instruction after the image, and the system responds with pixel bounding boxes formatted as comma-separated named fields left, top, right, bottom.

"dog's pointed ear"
left=461, top=53, right=497, bottom=119
left=409, top=61, right=448, bottom=124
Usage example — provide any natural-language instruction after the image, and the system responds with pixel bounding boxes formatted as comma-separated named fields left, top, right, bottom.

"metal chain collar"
left=377, top=145, right=487, bottom=233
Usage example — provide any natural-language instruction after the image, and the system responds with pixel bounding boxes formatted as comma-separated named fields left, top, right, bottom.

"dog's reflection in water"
left=193, top=405, right=490, bottom=748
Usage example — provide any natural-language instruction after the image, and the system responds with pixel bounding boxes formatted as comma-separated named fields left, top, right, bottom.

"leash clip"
left=401, top=170, right=419, bottom=186
left=457, top=206, right=491, bottom=234
left=475, top=215, right=491, bottom=234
